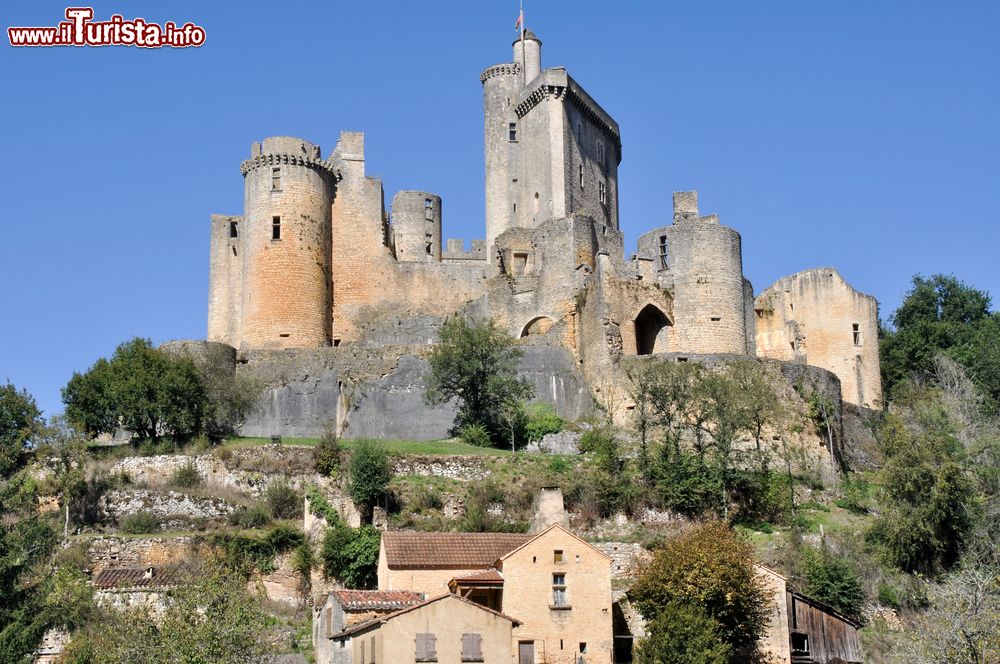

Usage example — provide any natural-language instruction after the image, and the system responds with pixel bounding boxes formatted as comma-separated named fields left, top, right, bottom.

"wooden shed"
left=786, top=590, right=862, bottom=664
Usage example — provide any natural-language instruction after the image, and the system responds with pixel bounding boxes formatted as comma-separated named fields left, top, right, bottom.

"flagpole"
left=520, top=0, right=526, bottom=84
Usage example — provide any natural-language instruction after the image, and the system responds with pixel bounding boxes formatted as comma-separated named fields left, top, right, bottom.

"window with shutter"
left=461, top=633, right=483, bottom=662
left=416, top=633, right=437, bottom=662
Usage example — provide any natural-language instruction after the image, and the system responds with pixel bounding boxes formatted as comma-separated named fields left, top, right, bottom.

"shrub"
left=321, top=523, right=381, bottom=589
left=119, top=511, right=160, bottom=534
left=313, top=429, right=341, bottom=476
left=410, top=485, right=444, bottom=512
left=651, top=450, right=721, bottom=517
left=265, top=480, right=302, bottom=520
left=458, top=423, right=491, bottom=447
left=210, top=525, right=304, bottom=574
left=348, top=440, right=392, bottom=516
left=170, top=460, right=201, bottom=488
left=227, top=503, right=272, bottom=529
left=524, top=402, right=563, bottom=442
left=800, top=546, right=864, bottom=620
left=836, top=474, right=872, bottom=515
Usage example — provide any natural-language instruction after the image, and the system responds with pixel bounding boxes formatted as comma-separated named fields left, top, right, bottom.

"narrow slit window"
left=272, top=216, right=281, bottom=240
left=579, top=164, right=584, bottom=189
left=271, top=167, right=281, bottom=191
left=599, top=181, right=607, bottom=204
left=508, top=122, right=517, bottom=141
left=658, top=235, right=668, bottom=269
left=425, top=233, right=433, bottom=255
left=425, top=198, right=434, bottom=220
left=852, top=323, right=861, bottom=345
left=597, top=141, right=605, bottom=168
left=229, top=221, right=238, bottom=238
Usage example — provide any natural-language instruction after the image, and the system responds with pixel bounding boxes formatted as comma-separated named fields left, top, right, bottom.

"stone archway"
left=520, top=316, right=555, bottom=338
left=634, top=304, right=669, bottom=355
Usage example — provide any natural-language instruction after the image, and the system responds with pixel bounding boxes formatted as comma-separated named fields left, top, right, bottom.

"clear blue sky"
left=2, top=1, right=998, bottom=417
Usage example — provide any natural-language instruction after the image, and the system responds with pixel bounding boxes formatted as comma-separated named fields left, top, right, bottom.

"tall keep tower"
left=238, top=136, right=336, bottom=349
left=481, top=30, right=622, bottom=258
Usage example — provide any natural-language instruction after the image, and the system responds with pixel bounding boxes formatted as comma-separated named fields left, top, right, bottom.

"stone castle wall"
left=755, top=268, right=882, bottom=408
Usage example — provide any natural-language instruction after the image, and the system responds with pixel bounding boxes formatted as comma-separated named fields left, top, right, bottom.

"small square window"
left=554, top=550, right=563, bottom=563
left=580, top=642, right=588, bottom=653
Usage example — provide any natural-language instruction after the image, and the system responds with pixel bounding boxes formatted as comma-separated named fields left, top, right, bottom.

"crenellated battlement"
left=480, top=62, right=521, bottom=84
left=239, top=152, right=339, bottom=179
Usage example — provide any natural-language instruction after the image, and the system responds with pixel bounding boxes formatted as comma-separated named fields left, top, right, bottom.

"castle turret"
left=513, top=30, right=542, bottom=82
left=481, top=53, right=523, bottom=262
left=391, top=191, right=442, bottom=262
left=638, top=191, right=749, bottom=355
left=239, top=136, right=336, bottom=349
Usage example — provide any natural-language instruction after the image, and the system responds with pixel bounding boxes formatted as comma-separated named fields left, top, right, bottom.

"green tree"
left=187, top=344, right=262, bottom=443
left=425, top=317, right=533, bottom=443
left=868, top=390, right=975, bottom=575
left=630, top=521, right=772, bottom=660
left=321, top=522, right=381, bottom=589
left=63, top=338, right=207, bottom=442
left=0, top=382, right=43, bottom=478
left=635, top=600, right=732, bottom=664
left=348, top=440, right=392, bottom=519
left=881, top=274, right=1000, bottom=413
left=800, top=546, right=864, bottom=621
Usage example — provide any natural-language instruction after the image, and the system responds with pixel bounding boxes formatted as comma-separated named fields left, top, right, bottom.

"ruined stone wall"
left=390, top=191, right=441, bottom=262
left=241, top=136, right=335, bottom=349
left=330, top=132, right=487, bottom=344
left=207, top=214, right=242, bottom=346
left=755, top=268, right=882, bottom=408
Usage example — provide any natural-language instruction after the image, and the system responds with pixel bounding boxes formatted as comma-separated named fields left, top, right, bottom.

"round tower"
left=481, top=54, right=524, bottom=262
left=391, top=191, right=442, bottom=262
left=513, top=30, right=542, bottom=82
left=239, top=136, right=336, bottom=349
left=660, top=191, right=749, bottom=355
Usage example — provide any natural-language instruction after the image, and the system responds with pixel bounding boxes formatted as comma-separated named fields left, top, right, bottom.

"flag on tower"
left=514, top=11, right=523, bottom=32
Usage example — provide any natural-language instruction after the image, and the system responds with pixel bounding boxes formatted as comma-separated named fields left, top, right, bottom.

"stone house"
left=331, top=593, right=519, bottom=664
left=313, top=589, right=422, bottom=664
left=378, top=524, right=614, bottom=664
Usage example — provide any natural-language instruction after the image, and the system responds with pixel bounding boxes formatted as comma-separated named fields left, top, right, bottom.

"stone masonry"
left=203, top=27, right=881, bottom=416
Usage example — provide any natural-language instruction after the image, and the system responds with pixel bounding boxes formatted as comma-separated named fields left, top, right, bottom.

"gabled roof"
left=498, top=524, right=612, bottom=564
left=331, top=589, right=422, bottom=612
left=449, top=569, right=505, bottom=586
left=93, top=565, right=188, bottom=590
left=381, top=532, right=531, bottom=569
left=332, top=593, right=521, bottom=639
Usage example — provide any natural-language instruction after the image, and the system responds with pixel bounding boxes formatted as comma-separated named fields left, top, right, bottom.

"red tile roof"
left=332, top=593, right=521, bottom=639
left=450, top=569, right=504, bottom=585
left=381, top=532, right=531, bottom=569
left=93, top=565, right=188, bottom=589
left=331, top=589, right=422, bottom=612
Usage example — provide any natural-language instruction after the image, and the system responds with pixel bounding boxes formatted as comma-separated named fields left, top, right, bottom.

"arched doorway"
left=520, top=316, right=555, bottom=338
left=634, top=304, right=669, bottom=355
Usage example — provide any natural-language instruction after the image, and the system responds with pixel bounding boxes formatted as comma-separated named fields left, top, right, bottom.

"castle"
left=206, top=30, right=881, bottom=414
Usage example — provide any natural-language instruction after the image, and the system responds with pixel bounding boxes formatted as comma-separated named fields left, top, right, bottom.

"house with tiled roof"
left=92, top=564, right=189, bottom=613
left=331, top=593, right=519, bottom=664
left=377, top=524, right=614, bottom=664
left=313, top=589, right=423, bottom=664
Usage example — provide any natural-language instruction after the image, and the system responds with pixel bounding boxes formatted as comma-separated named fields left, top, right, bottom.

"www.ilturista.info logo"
left=8, top=7, right=205, bottom=48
